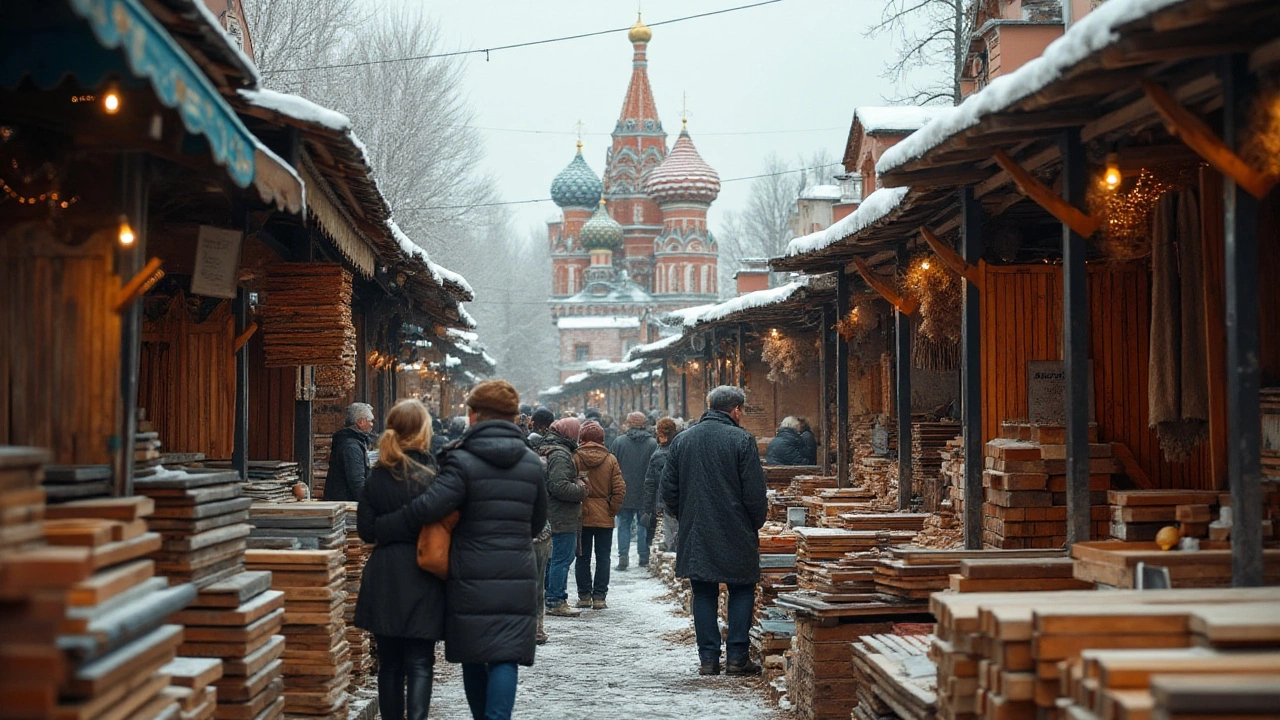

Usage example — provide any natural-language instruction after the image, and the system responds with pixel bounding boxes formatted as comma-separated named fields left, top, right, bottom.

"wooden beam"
left=852, top=257, right=919, bottom=317
left=232, top=322, right=259, bottom=354
left=114, top=258, right=165, bottom=312
left=992, top=149, right=1102, bottom=238
left=1143, top=79, right=1278, bottom=200
left=976, top=107, right=1100, bottom=135
left=1060, top=129, right=1091, bottom=547
left=919, top=227, right=983, bottom=286
left=975, top=145, right=1059, bottom=198
left=836, top=271, right=851, bottom=488
left=959, top=187, right=983, bottom=550
left=1199, top=167, right=1229, bottom=491
left=895, top=243, right=913, bottom=512
left=820, top=302, right=836, bottom=475
left=878, top=165, right=991, bottom=190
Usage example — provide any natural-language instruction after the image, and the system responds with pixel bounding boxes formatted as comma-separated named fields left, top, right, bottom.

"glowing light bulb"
left=921, top=261, right=931, bottom=270
left=104, top=92, right=121, bottom=114
left=118, top=217, right=135, bottom=246
left=1103, top=152, right=1121, bottom=190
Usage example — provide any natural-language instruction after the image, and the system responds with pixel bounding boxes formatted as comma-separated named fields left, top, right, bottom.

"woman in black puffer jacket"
left=375, top=380, right=547, bottom=720
left=355, top=399, right=444, bottom=720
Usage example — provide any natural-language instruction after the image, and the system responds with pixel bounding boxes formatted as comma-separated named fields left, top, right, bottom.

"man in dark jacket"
left=661, top=386, right=767, bottom=677
left=539, top=417, right=586, bottom=617
left=797, top=417, right=818, bottom=465
left=323, top=402, right=374, bottom=501
left=526, top=407, right=555, bottom=449
left=764, top=417, right=812, bottom=466
left=375, top=380, right=547, bottom=720
left=611, top=412, right=658, bottom=570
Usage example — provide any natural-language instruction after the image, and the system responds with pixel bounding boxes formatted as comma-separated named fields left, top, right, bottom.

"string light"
left=1103, top=152, right=1122, bottom=190
left=103, top=91, right=121, bottom=114
left=118, top=216, right=135, bottom=246
left=921, top=260, right=931, bottom=270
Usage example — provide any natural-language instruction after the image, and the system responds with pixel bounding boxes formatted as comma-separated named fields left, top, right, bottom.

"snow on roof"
left=556, top=316, right=641, bottom=330
left=237, top=88, right=352, bottom=132
left=457, top=304, right=477, bottom=329
left=693, top=279, right=810, bottom=326
left=784, top=186, right=910, bottom=257
left=542, top=385, right=564, bottom=396
left=664, top=303, right=719, bottom=328
left=855, top=106, right=947, bottom=134
left=799, top=184, right=842, bottom=201
left=624, top=333, right=684, bottom=361
left=187, top=0, right=262, bottom=86
left=878, top=0, right=1186, bottom=176
left=429, top=261, right=474, bottom=297
left=563, top=372, right=590, bottom=385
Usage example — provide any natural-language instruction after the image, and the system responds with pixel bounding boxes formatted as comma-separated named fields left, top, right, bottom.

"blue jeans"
left=461, top=662, right=518, bottom=720
left=616, top=509, right=650, bottom=563
left=690, top=580, right=754, bottom=665
left=544, top=531, right=577, bottom=607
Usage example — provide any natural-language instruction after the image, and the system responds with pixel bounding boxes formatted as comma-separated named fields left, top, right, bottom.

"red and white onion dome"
left=643, top=126, right=720, bottom=204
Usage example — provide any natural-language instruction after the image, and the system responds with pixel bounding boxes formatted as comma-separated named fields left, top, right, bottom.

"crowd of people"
left=325, top=381, right=775, bottom=720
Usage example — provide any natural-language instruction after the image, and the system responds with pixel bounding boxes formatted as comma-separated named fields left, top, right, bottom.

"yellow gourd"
left=1156, top=525, right=1180, bottom=551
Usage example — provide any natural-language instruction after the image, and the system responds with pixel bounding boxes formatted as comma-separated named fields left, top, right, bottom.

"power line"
left=397, top=162, right=847, bottom=212
left=262, top=0, right=785, bottom=76
left=465, top=124, right=845, bottom=138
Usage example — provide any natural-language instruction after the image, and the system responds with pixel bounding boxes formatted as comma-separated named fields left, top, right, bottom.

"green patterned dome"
left=550, top=144, right=603, bottom=209
left=579, top=200, right=623, bottom=251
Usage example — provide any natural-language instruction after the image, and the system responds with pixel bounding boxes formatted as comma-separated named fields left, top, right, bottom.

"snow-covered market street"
left=426, top=553, right=783, bottom=720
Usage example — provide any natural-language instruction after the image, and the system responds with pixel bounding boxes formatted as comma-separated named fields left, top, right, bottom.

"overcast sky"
left=380, top=0, right=923, bottom=237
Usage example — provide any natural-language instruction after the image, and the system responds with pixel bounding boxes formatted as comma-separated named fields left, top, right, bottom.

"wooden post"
left=960, top=187, right=984, bottom=549
left=680, top=364, right=688, bottom=419
left=231, top=287, right=249, bottom=482
left=1060, top=129, right=1091, bottom=546
left=737, top=324, right=746, bottom=387
left=1222, top=54, right=1263, bottom=586
left=662, top=360, right=671, bottom=416
left=836, top=270, right=851, bottom=488
left=113, top=154, right=147, bottom=497
left=294, top=367, right=314, bottom=488
left=821, top=303, right=836, bottom=474
left=896, top=243, right=913, bottom=511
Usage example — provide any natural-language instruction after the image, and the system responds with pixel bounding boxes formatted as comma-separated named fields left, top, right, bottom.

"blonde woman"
left=355, top=399, right=444, bottom=720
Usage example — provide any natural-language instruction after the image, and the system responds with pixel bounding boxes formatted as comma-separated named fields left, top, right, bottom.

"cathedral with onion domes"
left=548, top=15, right=721, bottom=381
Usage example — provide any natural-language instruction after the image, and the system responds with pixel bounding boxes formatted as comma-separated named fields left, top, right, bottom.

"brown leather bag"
left=416, top=511, right=461, bottom=580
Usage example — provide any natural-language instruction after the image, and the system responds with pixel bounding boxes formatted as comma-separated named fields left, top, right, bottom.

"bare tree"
left=866, top=0, right=971, bottom=106
left=243, top=0, right=364, bottom=96
left=740, top=153, right=803, bottom=260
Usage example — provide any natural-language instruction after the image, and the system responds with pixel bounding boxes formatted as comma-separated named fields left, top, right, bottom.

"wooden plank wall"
left=1, top=226, right=120, bottom=464
left=247, top=332, right=296, bottom=462
left=981, top=263, right=1212, bottom=490
left=139, top=294, right=235, bottom=459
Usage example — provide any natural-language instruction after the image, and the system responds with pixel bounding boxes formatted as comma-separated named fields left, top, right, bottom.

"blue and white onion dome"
left=549, top=142, right=604, bottom=209
left=579, top=199, right=624, bottom=251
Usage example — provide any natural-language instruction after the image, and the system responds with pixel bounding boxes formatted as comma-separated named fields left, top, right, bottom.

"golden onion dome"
left=628, top=13, right=652, bottom=43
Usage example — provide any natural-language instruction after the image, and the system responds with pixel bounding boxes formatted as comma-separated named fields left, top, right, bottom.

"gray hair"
left=707, top=385, right=747, bottom=413
left=779, top=416, right=801, bottom=431
left=345, top=402, right=374, bottom=426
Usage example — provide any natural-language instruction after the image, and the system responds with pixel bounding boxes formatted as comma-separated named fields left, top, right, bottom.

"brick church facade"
left=548, top=15, right=721, bottom=382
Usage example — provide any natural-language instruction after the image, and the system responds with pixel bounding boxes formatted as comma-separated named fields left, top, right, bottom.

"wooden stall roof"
left=543, top=359, right=664, bottom=399
left=876, top=0, right=1280, bottom=193
left=142, top=0, right=259, bottom=93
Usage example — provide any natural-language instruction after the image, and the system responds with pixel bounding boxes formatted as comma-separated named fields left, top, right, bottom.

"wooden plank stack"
left=1107, top=489, right=1223, bottom=543
left=340, top=503, right=371, bottom=692
left=202, top=462, right=301, bottom=504
left=850, top=633, right=937, bottom=720
left=244, top=549, right=350, bottom=720
left=913, top=421, right=962, bottom=513
left=247, top=503, right=346, bottom=551
left=258, top=264, right=355, bottom=378
left=982, top=423, right=1114, bottom=549
left=136, top=469, right=252, bottom=589
left=159, top=657, right=223, bottom=720
left=1072, top=540, right=1280, bottom=588
left=41, top=465, right=113, bottom=503
left=788, top=618, right=894, bottom=720
left=42, top=496, right=199, bottom=720
left=174, top=571, right=286, bottom=720
left=950, top=556, right=1091, bottom=593
left=1264, top=387, right=1279, bottom=481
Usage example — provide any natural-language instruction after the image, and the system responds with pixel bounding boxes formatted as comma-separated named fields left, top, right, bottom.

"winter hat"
left=466, top=379, right=520, bottom=417
left=580, top=421, right=605, bottom=444
left=625, top=411, right=647, bottom=429
left=531, top=408, right=556, bottom=428
left=549, top=417, right=581, bottom=440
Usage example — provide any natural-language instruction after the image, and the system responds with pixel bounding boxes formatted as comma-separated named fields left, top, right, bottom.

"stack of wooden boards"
left=1071, top=540, right=1280, bottom=588
left=247, top=503, right=346, bottom=551
left=340, top=503, right=371, bottom=692
left=850, top=633, right=937, bottom=720
left=1264, top=387, right=1279, bottom=481
left=912, top=421, right=962, bottom=513
left=764, top=465, right=819, bottom=492
left=794, top=527, right=914, bottom=598
left=857, top=456, right=899, bottom=508
left=873, top=548, right=1075, bottom=600
left=245, top=549, right=350, bottom=720
left=203, top=462, right=301, bottom=504
left=929, top=586, right=1280, bottom=720
left=258, top=264, right=356, bottom=378
left=173, top=571, right=286, bottom=720
left=136, top=469, right=253, bottom=588
left=802, top=488, right=881, bottom=528
left=1107, top=488, right=1277, bottom=544
left=41, top=495, right=200, bottom=720
left=983, top=422, right=1113, bottom=549
left=41, top=464, right=113, bottom=503
left=158, top=657, right=224, bottom=720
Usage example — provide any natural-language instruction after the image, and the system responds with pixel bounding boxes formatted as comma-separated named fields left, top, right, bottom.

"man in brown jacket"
left=574, top=420, right=626, bottom=609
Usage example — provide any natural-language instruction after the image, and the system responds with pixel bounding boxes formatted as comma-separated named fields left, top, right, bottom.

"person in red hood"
left=572, top=420, right=626, bottom=610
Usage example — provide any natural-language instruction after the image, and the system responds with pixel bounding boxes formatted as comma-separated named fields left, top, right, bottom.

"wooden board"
left=191, top=571, right=273, bottom=608
left=171, top=590, right=285, bottom=627
left=65, top=624, right=184, bottom=698
left=45, top=497, right=155, bottom=522
left=160, top=657, right=225, bottom=691
left=67, top=559, right=155, bottom=607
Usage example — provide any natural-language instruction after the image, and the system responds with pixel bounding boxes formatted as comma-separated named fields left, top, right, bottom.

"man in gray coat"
left=611, top=412, right=658, bottom=570
left=661, top=386, right=767, bottom=677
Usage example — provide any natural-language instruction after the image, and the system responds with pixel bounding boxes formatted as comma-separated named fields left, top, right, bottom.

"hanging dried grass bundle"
left=1243, top=80, right=1280, bottom=178
left=761, top=330, right=803, bottom=382
left=901, top=255, right=961, bottom=370
left=834, top=298, right=876, bottom=343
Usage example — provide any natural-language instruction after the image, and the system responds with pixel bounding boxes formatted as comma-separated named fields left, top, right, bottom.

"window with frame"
left=574, top=344, right=590, bottom=362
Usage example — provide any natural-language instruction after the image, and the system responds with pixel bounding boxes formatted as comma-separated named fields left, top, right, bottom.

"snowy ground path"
left=423, top=547, right=784, bottom=719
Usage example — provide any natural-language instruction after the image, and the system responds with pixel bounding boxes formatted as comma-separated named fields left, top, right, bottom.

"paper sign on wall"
left=190, top=225, right=243, bottom=299
left=1027, top=360, right=1094, bottom=423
